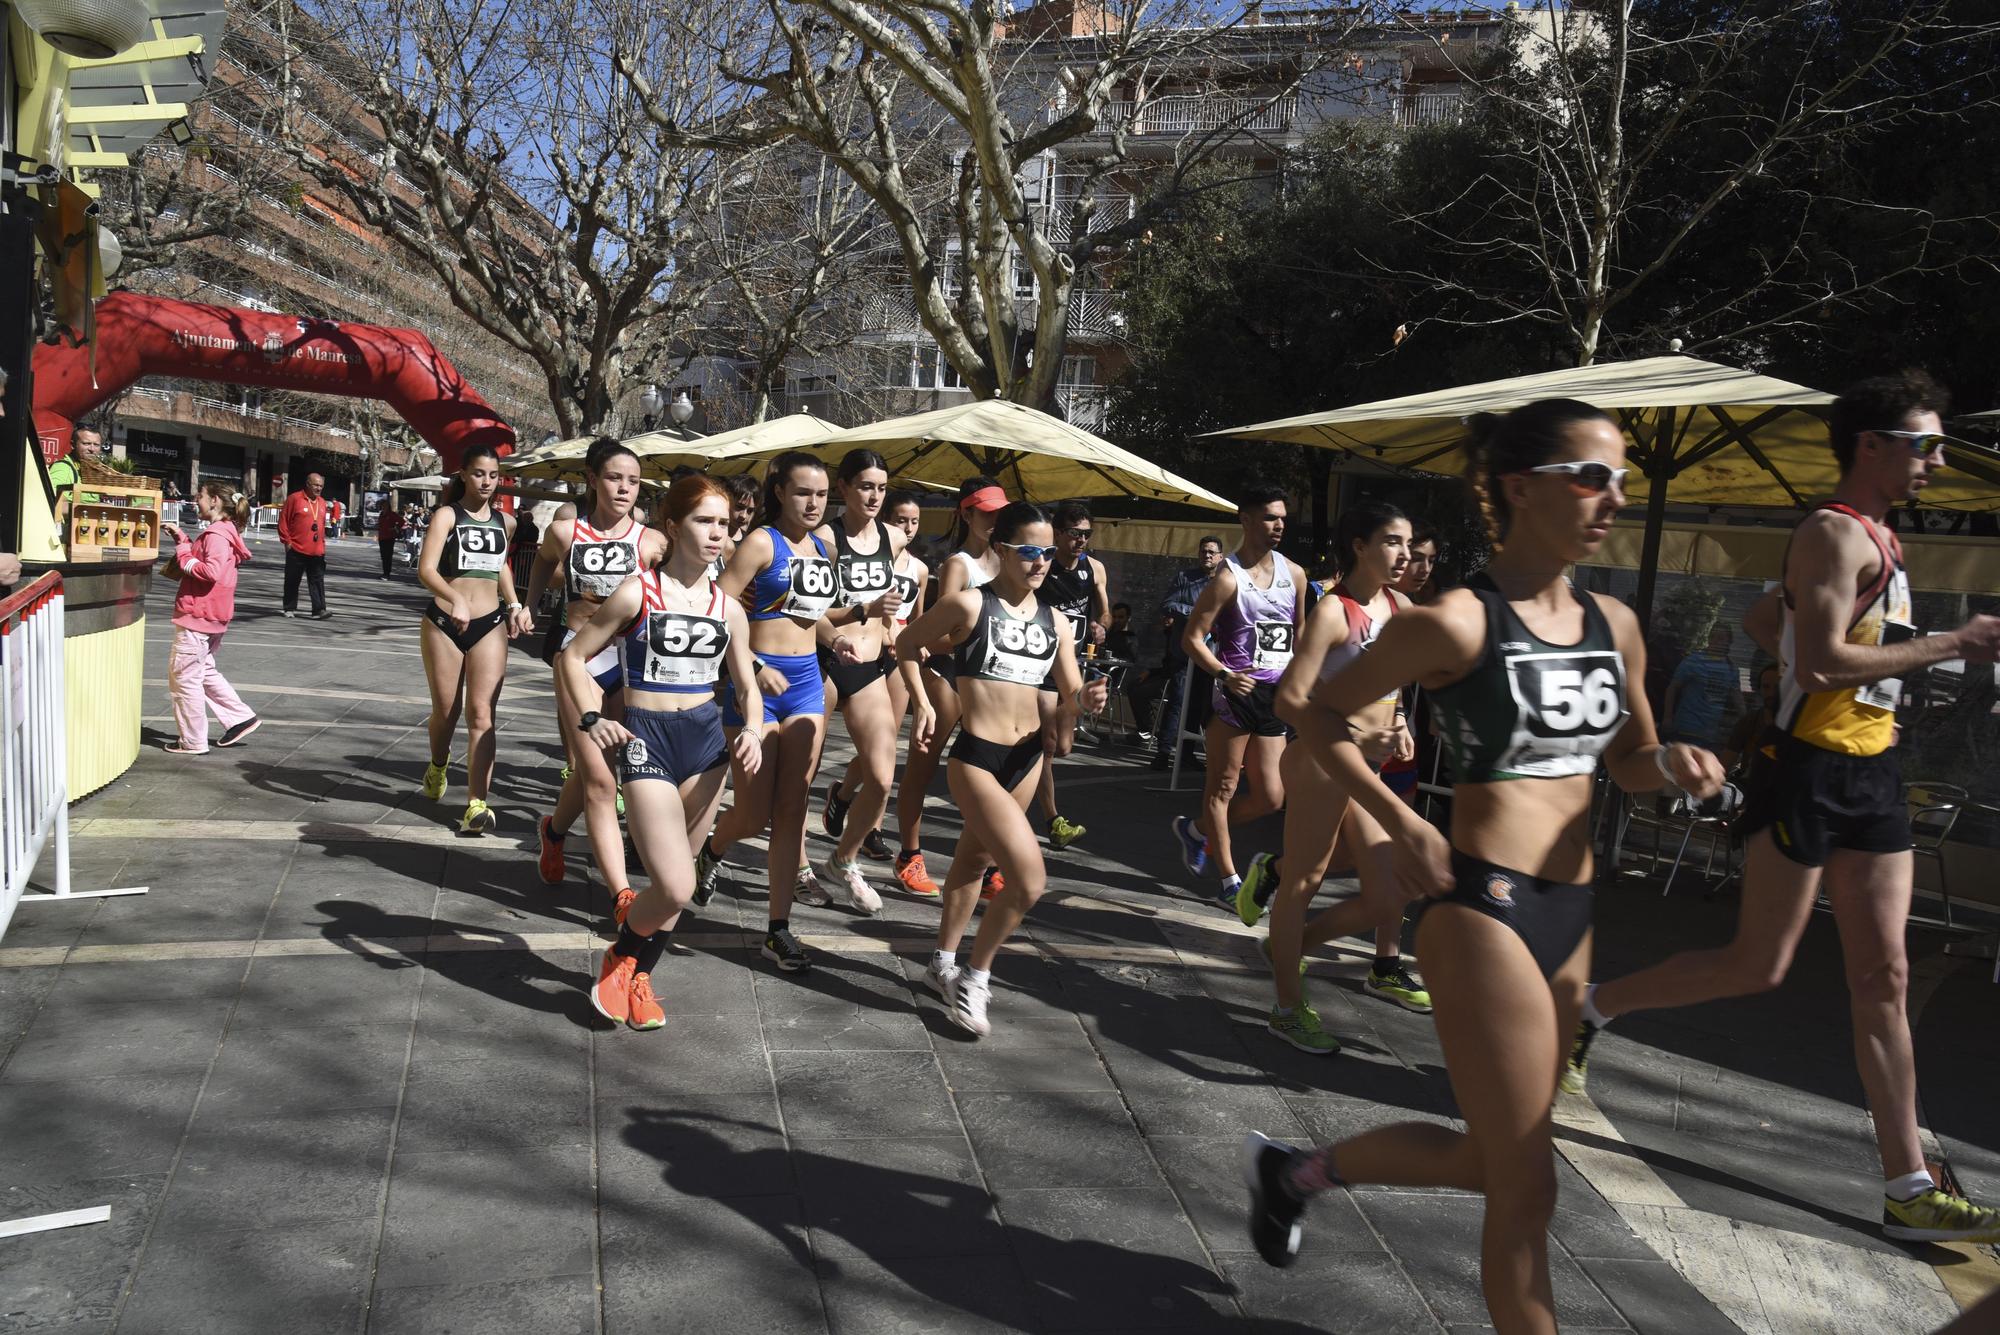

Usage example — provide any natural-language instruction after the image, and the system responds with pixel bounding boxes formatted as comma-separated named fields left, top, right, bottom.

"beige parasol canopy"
left=627, top=413, right=844, bottom=480
left=502, top=425, right=710, bottom=481
left=671, top=399, right=1234, bottom=512
left=1208, top=355, right=2000, bottom=510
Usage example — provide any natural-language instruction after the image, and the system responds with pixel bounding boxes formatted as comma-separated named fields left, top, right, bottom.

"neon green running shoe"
left=615, top=784, right=626, bottom=818
left=1257, top=932, right=1309, bottom=979
left=1237, top=852, right=1276, bottom=927
left=1883, top=1188, right=2000, bottom=1243
left=558, top=763, right=573, bottom=783
left=422, top=761, right=448, bottom=801
left=459, top=798, right=495, bottom=835
left=1266, top=1004, right=1339, bottom=1055
left=1560, top=1020, right=1599, bottom=1096
left=1364, top=962, right=1433, bottom=1014
left=1048, top=815, right=1086, bottom=849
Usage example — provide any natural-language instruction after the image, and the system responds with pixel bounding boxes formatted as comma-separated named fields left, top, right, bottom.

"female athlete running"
left=897, top=502, right=1106, bottom=1037
left=697, top=452, right=895, bottom=971
left=526, top=438, right=666, bottom=894
left=815, top=450, right=911, bottom=902
left=892, top=476, right=1008, bottom=900
left=417, top=443, right=533, bottom=833
left=1243, top=399, right=1722, bottom=1335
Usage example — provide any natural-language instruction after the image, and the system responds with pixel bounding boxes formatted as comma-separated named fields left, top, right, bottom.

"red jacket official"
left=279, top=491, right=328, bottom=557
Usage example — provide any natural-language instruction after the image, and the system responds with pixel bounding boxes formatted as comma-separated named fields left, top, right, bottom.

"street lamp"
left=669, top=391, right=695, bottom=426
left=638, top=384, right=664, bottom=431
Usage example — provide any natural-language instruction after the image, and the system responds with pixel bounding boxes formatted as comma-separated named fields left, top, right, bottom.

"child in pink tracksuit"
left=161, top=482, right=261, bottom=754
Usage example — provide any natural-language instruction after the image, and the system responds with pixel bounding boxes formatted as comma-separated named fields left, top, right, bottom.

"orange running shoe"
left=592, top=947, right=636, bottom=1024
left=536, top=815, right=567, bottom=885
left=981, top=866, right=1005, bottom=901
left=627, top=972, right=665, bottom=1031
left=612, top=887, right=637, bottom=927
left=895, top=850, right=941, bottom=898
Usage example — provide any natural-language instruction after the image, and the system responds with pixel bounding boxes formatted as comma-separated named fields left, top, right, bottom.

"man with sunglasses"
left=1033, top=501, right=1112, bottom=848
left=1567, top=369, right=2000, bottom=1244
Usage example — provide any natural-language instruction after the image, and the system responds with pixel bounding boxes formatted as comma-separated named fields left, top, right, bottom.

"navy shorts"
left=621, top=702, right=728, bottom=786
left=1210, top=678, right=1289, bottom=738
left=722, top=650, right=823, bottom=726
left=1419, top=851, right=1592, bottom=979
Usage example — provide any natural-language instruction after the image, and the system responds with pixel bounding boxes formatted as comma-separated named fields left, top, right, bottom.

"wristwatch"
left=578, top=711, right=601, bottom=731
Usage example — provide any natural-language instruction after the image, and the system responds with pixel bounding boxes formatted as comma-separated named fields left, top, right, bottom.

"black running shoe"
left=1242, top=1132, right=1306, bottom=1268
left=762, top=926, right=811, bottom=973
left=822, top=787, right=851, bottom=838
left=858, top=829, right=892, bottom=862
left=693, top=843, right=722, bottom=908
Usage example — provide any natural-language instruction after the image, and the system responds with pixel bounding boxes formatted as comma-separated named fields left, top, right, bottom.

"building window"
left=1060, top=355, right=1097, bottom=388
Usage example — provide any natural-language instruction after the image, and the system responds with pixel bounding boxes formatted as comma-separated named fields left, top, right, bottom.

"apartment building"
left=772, top=1, right=1522, bottom=432
left=100, top=1, right=555, bottom=513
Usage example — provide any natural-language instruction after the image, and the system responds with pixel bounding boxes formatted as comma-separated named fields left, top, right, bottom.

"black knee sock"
left=1253, top=858, right=1281, bottom=905
left=634, top=929, right=670, bottom=976
left=546, top=819, right=568, bottom=842
left=612, top=923, right=646, bottom=960
left=704, top=835, right=725, bottom=860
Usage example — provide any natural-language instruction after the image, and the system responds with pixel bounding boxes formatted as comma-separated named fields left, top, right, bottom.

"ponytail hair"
left=200, top=480, right=252, bottom=527
left=443, top=442, right=503, bottom=508
left=1334, top=499, right=1408, bottom=575
left=1465, top=398, right=1613, bottom=544
left=761, top=451, right=828, bottom=527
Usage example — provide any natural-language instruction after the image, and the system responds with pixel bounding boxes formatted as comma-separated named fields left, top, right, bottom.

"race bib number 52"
left=643, top=613, right=726, bottom=686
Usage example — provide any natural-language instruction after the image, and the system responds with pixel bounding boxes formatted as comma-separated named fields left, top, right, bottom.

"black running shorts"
left=1736, top=734, right=1911, bottom=868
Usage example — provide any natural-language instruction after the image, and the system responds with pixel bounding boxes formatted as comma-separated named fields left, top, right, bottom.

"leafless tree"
left=1390, top=1, right=2000, bottom=366
left=265, top=0, right=767, bottom=437
left=626, top=0, right=1396, bottom=407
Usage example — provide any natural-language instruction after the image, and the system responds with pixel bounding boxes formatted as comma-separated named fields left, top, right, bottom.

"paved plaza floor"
left=4, top=540, right=1997, bottom=1333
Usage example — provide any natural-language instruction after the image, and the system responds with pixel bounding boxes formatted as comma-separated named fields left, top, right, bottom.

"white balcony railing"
left=1096, top=94, right=1298, bottom=137
left=1392, top=89, right=1466, bottom=127
left=1064, top=288, right=1123, bottom=338
left=1056, top=385, right=1109, bottom=431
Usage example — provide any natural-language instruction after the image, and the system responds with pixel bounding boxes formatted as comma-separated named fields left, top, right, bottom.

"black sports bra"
left=953, top=588, right=1059, bottom=687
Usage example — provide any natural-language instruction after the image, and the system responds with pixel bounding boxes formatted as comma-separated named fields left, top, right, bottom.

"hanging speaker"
left=15, top=0, right=154, bottom=60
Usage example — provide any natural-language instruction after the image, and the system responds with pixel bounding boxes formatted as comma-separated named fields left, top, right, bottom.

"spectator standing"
left=158, top=483, right=260, bottom=753
left=1664, top=622, right=1739, bottom=747
left=1149, top=534, right=1224, bottom=769
left=279, top=472, right=331, bottom=619
left=377, top=504, right=406, bottom=580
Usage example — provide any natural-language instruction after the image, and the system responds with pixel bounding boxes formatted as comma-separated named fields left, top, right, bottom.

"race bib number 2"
left=1253, top=620, right=1294, bottom=672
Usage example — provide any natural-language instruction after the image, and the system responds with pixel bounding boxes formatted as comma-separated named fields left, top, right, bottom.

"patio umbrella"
left=674, top=399, right=1233, bottom=512
left=628, top=413, right=843, bottom=479
left=504, top=426, right=705, bottom=480
left=1207, top=355, right=2000, bottom=619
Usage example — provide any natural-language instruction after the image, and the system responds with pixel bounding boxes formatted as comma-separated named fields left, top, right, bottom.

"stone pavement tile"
left=0, top=1072, right=202, bottom=1185
left=366, top=1276, right=597, bottom=1335
left=1286, top=1091, right=1466, bottom=1187
left=816, top=1253, right=1040, bottom=1335
left=264, top=879, right=447, bottom=943
left=409, top=952, right=596, bottom=1062
left=1092, top=1038, right=1303, bottom=1138
left=593, top=1011, right=771, bottom=1094
left=997, top=1186, right=1240, bottom=1331
left=398, top=1051, right=590, bottom=1152
left=201, top=1021, right=411, bottom=1117
left=0, top=1173, right=166, bottom=1333
left=118, top=1217, right=376, bottom=1335
left=0, top=964, right=58, bottom=1059
left=956, top=1090, right=1160, bottom=1191
left=161, top=1105, right=395, bottom=1235
left=1150, top=1136, right=1382, bottom=1257
left=597, top=1090, right=795, bottom=1201
left=3, top=996, right=233, bottom=1081
left=930, top=1016, right=1115, bottom=1092
left=1547, top=1159, right=1661, bottom=1263
left=754, top=955, right=934, bottom=1052
left=1355, top=1193, right=1628, bottom=1328
left=1668, top=1070, right=1884, bottom=1178
left=0, top=903, right=94, bottom=953
left=234, top=952, right=425, bottom=1027
left=43, top=956, right=248, bottom=1006
left=630, top=946, right=761, bottom=1022
left=374, top=1144, right=594, bottom=1290
left=1215, top=1250, right=1445, bottom=1334
left=1576, top=1258, right=1740, bottom=1335
left=771, top=1050, right=956, bottom=1139
left=791, top=1135, right=1005, bottom=1261
left=600, top=1192, right=825, bottom=1334
left=76, top=866, right=288, bottom=945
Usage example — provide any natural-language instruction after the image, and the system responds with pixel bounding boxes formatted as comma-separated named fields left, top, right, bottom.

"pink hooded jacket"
left=172, top=520, right=253, bottom=634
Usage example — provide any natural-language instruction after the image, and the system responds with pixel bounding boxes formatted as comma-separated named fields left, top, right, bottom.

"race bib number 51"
left=456, top=524, right=505, bottom=572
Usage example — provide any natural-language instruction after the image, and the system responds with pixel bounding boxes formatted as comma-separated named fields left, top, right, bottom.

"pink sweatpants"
left=169, top=627, right=255, bottom=751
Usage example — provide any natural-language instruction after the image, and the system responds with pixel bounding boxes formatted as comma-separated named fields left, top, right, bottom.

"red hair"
left=654, top=473, right=730, bottom=544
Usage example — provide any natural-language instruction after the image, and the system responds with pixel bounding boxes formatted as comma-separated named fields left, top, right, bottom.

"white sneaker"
left=820, top=856, right=882, bottom=916
left=924, top=956, right=960, bottom=1001
left=792, top=863, right=832, bottom=908
left=947, top=970, right=992, bottom=1037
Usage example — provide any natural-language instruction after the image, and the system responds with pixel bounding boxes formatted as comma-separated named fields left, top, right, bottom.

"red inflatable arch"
left=32, top=291, right=515, bottom=471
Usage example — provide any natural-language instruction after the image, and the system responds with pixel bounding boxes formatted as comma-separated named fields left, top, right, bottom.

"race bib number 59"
left=980, top=615, right=1057, bottom=685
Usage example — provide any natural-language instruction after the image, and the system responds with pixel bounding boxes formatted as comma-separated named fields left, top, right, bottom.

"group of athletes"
left=401, top=368, right=2000, bottom=1334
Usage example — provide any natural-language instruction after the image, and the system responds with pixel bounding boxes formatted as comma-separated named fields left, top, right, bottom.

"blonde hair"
left=200, top=481, right=252, bottom=527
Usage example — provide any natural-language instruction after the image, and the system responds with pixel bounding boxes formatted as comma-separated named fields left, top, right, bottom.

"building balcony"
left=1093, top=94, right=1299, bottom=138
left=1389, top=88, right=1466, bottom=127
left=1056, top=384, right=1109, bottom=431
left=118, top=385, right=362, bottom=457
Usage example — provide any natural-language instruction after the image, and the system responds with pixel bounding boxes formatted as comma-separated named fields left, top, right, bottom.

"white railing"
left=1392, top=89, right=1467, bottom=127
left=1, top=574, right=146, bottom=945
left=1065, top=288, right=1123, bottom=338
left=1098, top=94, right=1298, bottom=137
left=1056, top=384, right=1109, bottom=430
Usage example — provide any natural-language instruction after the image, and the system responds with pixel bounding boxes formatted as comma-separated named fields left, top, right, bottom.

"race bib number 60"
left=783, top=556, right=838, bottom=617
